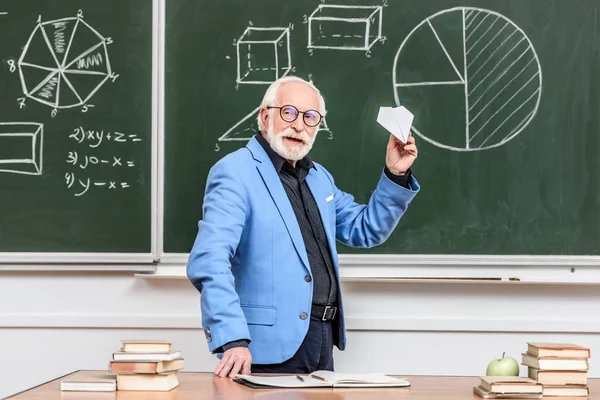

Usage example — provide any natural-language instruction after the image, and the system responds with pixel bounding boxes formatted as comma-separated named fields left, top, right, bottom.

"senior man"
left=187, top=75, right=420, bottom=377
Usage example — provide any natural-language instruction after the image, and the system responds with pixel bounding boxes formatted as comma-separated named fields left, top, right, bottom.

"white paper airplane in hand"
left=377, top=106, right=414, bottom=143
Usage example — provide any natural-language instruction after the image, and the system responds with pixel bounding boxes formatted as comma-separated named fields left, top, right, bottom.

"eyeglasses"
left=266, top=105, right=323, bottom=127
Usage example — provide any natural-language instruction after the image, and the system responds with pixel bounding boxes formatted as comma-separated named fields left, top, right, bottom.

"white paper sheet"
left=377, top=106, right=414, bottom=143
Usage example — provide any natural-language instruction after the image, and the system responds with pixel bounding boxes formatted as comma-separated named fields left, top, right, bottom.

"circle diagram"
left=393, top=7, right=542, bottom=151
left=17, top=13, right=112, bottom=110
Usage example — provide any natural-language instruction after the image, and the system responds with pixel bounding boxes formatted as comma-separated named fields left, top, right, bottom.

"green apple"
left=486, top=352, right=520, bottom=376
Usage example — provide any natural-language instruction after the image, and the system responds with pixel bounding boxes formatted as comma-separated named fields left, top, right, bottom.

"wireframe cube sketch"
left=236, top=27, right=292, bottom=85
left=0, top=122, right=44, bottom=175
left=307, top=5, right=383, bottom=51
left=219, top=106, right=331, bottom=142
left=393, top=6, right=541, bottom=152
left=17, top=12, right=113, bottom=110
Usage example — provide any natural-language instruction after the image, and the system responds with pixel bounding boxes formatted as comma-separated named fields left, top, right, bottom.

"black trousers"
left=251, top=313, right=335, bottom=373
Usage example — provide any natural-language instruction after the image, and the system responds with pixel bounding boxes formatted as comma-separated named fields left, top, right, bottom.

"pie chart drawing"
left=393, top=7, right=542, bottom=151
left=17, top=13, right=113, bottom=110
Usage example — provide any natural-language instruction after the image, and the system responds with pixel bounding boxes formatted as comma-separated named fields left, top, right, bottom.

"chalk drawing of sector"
left=15, top=10, right=118, bottom=116
left=393, top=6, right=542, bottom=152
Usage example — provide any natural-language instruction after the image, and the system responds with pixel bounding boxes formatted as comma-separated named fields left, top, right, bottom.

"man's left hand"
left=385, top=133, right=418, bottom=175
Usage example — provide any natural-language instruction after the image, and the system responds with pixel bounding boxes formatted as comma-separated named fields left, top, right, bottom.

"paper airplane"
left=377, top=105, right=414, bottom=143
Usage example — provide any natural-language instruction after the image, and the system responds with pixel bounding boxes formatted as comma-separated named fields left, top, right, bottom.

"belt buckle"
left=322, top=305, right=336, bottom=321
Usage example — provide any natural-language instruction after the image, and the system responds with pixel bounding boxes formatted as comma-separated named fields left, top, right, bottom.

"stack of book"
left=109, top=340, right=183, bottom=391
left=60, top=371, right=117, bottom=392
left=522, top=342, right=590, bottom=398
left=473, top=376, right=543, bottom=398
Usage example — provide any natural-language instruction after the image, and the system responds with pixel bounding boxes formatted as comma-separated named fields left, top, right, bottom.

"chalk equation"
left=65, top=126, right=142, bottom=197
left=69, top=127, right=142, bottom=147
left=66, top=152, right=135, bottom=169
left=6, top=9, right=118, bottom=118
left=65, top=173, right=130, bottom=197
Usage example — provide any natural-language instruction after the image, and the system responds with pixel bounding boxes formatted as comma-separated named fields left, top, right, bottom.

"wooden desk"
left=7, top=370, right=598, bottom=400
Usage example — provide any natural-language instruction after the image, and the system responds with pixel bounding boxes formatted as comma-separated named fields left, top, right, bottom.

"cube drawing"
left=236, top=27, right=291, bottom=84
left=0, top=122, right=43, bottom=175
left=308, top=5, right=383, bottom=51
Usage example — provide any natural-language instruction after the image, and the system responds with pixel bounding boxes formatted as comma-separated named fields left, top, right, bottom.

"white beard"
left=266, top=119, right=317, bottom=161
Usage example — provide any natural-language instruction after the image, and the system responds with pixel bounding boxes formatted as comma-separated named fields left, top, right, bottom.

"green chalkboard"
left=0, top=0, right=154, bottom=255
left=164, top=0, right=600, bottom=256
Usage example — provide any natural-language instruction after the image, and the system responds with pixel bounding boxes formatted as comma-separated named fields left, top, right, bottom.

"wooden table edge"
left=5, top=369, right=481, bottom=398
left=5, top=369, right=83, bottom=399
left=9, top=370, right=596, bottom=399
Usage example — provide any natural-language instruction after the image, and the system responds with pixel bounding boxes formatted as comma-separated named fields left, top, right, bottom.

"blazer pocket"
left=240, top=304, right=277, bottom=326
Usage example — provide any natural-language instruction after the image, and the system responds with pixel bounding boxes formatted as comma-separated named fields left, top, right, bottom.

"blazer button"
left=300, top=312, right=308, bottom=320
left=304, top=275, right=311, bottom=282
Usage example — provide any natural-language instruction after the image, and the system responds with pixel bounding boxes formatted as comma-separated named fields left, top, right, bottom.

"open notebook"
left=234, top=370, right=411, bottom=388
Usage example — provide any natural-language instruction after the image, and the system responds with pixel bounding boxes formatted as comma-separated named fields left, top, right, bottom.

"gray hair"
left=257, top=75, right=327, bottom=132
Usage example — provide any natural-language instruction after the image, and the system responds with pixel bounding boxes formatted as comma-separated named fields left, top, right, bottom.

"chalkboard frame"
left=0, top=0, right=160, bottom=270
left=4, top=0, right=600, bottom=283
left=154, top=253, right=600, bottom=284
left=155, top=0, right=600, bottom=285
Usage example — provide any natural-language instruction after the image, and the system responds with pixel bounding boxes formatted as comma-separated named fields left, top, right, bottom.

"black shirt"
left=256, top=133, right=338, bottom=306
left=220, top=133, right=412, bottom=352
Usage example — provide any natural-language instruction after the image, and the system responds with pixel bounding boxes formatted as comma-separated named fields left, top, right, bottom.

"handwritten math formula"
left=66, top=126, right=142, bottom=197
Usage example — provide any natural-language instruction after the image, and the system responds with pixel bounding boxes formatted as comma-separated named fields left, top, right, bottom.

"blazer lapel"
left=305, top=170, right=337, bottom=265
left=247, top=137, right=310, bottom=272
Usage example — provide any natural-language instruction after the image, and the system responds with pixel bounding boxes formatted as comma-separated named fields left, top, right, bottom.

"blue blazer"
left=187, top=135, right=420, bottom=364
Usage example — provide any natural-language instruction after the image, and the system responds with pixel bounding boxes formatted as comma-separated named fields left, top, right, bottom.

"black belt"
left=311, top=304, right=338, bottom=322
